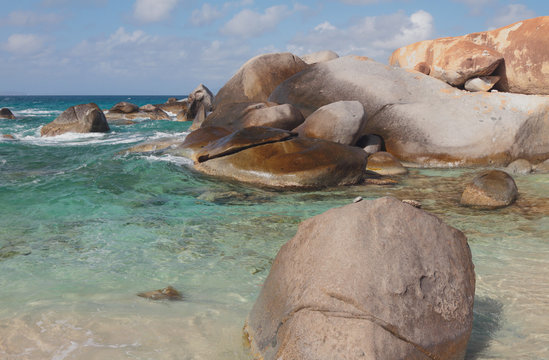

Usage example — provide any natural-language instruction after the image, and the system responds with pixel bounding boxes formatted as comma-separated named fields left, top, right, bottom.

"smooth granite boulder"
left=296, top=100, right=366, bottom=145
left=535, top=159, right=549, bottom=173
left=0, top=108, right=15, bottom=119
left=366, top=151, right=408, bottom=176
left=165, top=126, right=233, bottom=161
left=269, top=55, right=549, bottom=166
left=505, top=158, right=533, bottom=175
left=390, top=16, right=549, bottom=95
left=194, top=136, right=367, bottom=189
left=460, top=170, right=518, bottom=208
left=122, top=136, right=186, bottom=154
left=106, top=108, right=170, bottom=121
left=464, top=76, right=500, bottom=92
left=41, top=103, right=109, bottom=137
left=202, top=102, right=304, bottom=131
left=157, top=99, right=188, bottom=114
left=245, top=196, right=475, bottom=360
left=187, top=84, right=214, bottom=130
left=109, top=101, right=139, bottom=114
left=300, top=50, right=339, bottom=64
left=213, top=53, right=308, bottom=107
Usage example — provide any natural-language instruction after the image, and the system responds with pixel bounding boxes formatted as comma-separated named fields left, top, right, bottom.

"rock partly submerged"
left=269, top=55, right=549, bottom=167
left=106, top=102, right=170, bottom=121
left=245, top=196, right=475, bottom=360
left=0, top=108, right=15, bottom=119
left=41, top=103, right=110, bottom=137
left=460, top=170, right=518, bottom=208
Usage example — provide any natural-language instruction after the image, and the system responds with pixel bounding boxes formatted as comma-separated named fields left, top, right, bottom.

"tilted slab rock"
left=213, top=52, right=309, bottom=107
left=245, top=196, right=475, bottom=360
left=202, top=102, right=304, bottom=131
left=269, top=55, right=549, bottom=166
left=390, top=16, right=549, bottom=95
left=195, top=136, right=367, bottom=189
left=41, top=103, right=109, bottom=137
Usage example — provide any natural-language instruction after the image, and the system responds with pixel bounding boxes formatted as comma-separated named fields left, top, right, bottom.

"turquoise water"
left=1, top=96, right=548, bottom=359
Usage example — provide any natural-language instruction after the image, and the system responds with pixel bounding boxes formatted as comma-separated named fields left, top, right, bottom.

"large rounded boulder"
left=460, top=170, right=518, bottom=208
left=41, top=103, right=109, bottom=137
left=269, top=55, right=549, bottom=166
left=296, top=100, right=367, bottom=145
left=201, top=102, right=304, bottom=131
left=0, top=108, right=15, bottom=119
left=390, top=16, right=549, bottom=95
left=245, top=196, right=475, bottom=360
left=213, top=52, right=308, bottom=107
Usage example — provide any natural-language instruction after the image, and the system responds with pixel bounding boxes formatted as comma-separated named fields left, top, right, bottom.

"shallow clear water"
left=1, top=96, right=548, bottom=359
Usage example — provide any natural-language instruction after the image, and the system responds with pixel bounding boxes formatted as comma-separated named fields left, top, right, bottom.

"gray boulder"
left=505, top=158, right=532, bottom=175
left=0, top=108, right=15, bottom=119
left=300, top=50, right=339, bottom=64
left=269, top=56, right=549, bottom=167
left=41, top=103, right=109, bottom=137
left=245, top=196, right=475, bottom=360
left=460, top=170, right=518, bottom=208
left=296, top=100, right=366, bottom=145
left=213, top=52, right=308, bottom=107
left=202, top=102, right=304, bottom=131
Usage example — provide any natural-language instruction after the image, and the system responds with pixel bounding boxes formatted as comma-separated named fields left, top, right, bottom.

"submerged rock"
left=2, top=134, right=15, bottom=140
left=245, top=196, right=475, bottom=360
left=41, top=103, right=109, bottom=137
left=213, top=52, right=308, bottom=107
left=506, top=159, right=533, bottom=175
left=0, top=108, right=15, bottom=119
left=137, top=286, right=183, bottom=301
left=460, top=170, right=518, bottom=208
left=122, top=136, right=186, bottom=154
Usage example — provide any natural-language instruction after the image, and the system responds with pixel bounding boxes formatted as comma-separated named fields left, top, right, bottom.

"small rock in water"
left=353, top=196, right=363, bottom=203
left=2, top=134, right=15, bottom=139
left=402, top=199, right=422, bottom=208
left=137, top=286, right=183, bottom=301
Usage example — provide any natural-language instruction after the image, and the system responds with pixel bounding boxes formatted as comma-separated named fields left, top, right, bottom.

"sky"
left=0, top=0, right=546, bottom=95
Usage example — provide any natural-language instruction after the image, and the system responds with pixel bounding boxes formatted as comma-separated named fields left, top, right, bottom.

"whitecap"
left=141, top=154, right=193, bottom=167
left=15, top=109, right=63, bottom=117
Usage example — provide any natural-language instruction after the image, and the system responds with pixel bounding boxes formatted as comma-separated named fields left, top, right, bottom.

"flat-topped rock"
left=269, top=55, right=549, bottom=166
left=367, top=151, right=408, bottom=175
left=213, top=52, right=308, bottom=107
left=41, top=103, right=109, bottom=137
left=245, top=196, right=475, bottom=360
left=202, top=102, right=304, bottom=131
left=460, top=170, right=518, bottom=208
left=109, top=101, right=139, bottom=114
left=106, top=108, right=170, bottom=121
left=195, top=136, right=367, bottom=189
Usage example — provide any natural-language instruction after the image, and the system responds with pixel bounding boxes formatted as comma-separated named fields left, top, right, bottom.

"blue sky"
left=0, top=0, right=546, bottom=95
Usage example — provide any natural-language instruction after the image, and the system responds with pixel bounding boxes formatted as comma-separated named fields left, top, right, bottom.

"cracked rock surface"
left=245, top=196, right=475, bottom=360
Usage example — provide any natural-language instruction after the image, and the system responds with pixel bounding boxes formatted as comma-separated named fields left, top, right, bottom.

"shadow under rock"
left=465, top=296, right=504, bottom=359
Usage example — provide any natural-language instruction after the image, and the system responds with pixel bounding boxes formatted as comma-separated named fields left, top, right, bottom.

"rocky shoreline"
left=4, top=16, right=547, bottom=360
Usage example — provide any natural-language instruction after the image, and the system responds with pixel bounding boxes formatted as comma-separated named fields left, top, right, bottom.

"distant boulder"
left=41, top=103, right=109, bottom=137
left=109, top=101, right=139, bottom=114
left=187, top=84, right=214, bottom=130
left=0, top=108, right=15, bottom=119
left=157, top=99, right=188, bottom=114
left=213, top=52, right=308, bottom=107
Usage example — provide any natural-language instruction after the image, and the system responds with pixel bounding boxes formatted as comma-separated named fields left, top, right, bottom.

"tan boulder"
left=165, top=126, right=232, bottom=160
left=157, top=99, right=188, bottom=114
left=109, top=101, right=139, bottom=114
left=460, top=170, right=518, bottom=208
left=213, top=53, right=308, bottom=107
left=245, top=196, right=475, bottom=360
left=296, top=100, right=367, bottom=145
left=367, top=151, right=408, bottom=175
left=187, top=84, right=215, bottom=130
left=202, top=102, right=304, bottom=131
left=300, top=50, right=339, bottom=64
left=194, top=136, right=367, bottom=189
left=41, top=103, right=109, bottom=137
left=464, top=76, right=500, bottom=92
left=505, top=158, right=533, bottom=175
left=391, top=16, right=549, bottom=95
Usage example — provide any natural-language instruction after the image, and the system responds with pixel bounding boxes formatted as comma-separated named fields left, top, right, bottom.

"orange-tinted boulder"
left=460, top=170, right=518, bottom=208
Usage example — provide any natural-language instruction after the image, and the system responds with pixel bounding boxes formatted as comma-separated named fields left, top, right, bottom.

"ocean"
left=1, top=96, right=548, bottom=359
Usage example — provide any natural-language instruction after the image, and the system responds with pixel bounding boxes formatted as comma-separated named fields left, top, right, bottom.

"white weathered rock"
left=465, top=76, right=500, bottom=92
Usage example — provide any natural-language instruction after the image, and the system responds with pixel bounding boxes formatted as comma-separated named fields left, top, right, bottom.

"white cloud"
left=191, top=3, right=223, bottom=26
left=2, top=11, right=63, bottom=26
left=4, top=33, right=46, bottom=55
left=340, top=0, right=379, bottom=4
left=133, top=0, right=178, bottom=23
left=488, top=4, right=536, bottom=29
left=452, top=0, right=495, bottom=16
left=287, top=10, right=434, bottom=63
left=221, top=5, right=291, bottom=38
